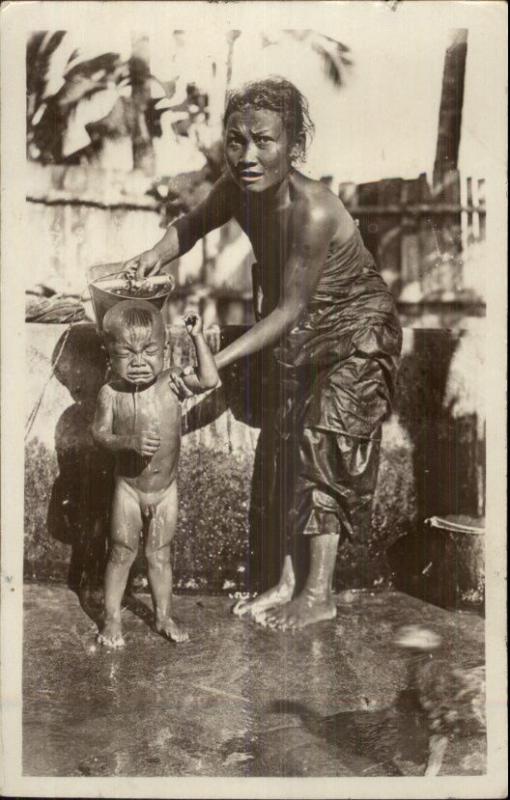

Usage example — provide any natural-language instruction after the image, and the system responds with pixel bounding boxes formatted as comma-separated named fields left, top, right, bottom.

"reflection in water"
left=267, top=697, right=429, bottom=775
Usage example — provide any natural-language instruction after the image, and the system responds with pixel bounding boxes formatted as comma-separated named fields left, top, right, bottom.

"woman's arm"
left=124, top=174, right=235, bottom=279
left=215, top=198, right=338, bottom=370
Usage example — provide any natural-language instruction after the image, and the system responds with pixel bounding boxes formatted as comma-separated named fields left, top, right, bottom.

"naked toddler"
left=92, top=300, right=219, bottom=647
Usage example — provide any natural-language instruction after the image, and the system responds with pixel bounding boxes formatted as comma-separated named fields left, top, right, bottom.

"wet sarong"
left=253, top=228, right=402, bottom=547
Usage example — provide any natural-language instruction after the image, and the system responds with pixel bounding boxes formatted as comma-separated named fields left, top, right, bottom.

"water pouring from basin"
left=87, top=262, right=175, bottom=331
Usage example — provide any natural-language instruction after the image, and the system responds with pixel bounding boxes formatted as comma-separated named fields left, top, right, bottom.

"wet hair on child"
left=224, top=76, right=314, bottom=162
left=102, top=300, right=165, bottom=343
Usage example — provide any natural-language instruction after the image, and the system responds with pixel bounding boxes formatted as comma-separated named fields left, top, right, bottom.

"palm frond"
left=283, top=30, right=353, bottom=87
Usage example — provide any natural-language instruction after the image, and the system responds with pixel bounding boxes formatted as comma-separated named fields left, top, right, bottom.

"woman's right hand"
left=123, top=248, right=162, bottom=280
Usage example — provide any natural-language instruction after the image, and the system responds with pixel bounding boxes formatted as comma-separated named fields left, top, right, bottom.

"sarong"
left=252, top=227, right=402, bottom=552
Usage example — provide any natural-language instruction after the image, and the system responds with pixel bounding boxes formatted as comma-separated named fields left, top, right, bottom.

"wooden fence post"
left=433, top=29, right=468, bottom=187
left=130, top=34, right=156, bottom=175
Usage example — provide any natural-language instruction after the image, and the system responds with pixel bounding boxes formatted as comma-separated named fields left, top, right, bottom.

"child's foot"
left=97, top=619, right=125, bottom=648
left=232, top=581, right=294, bottom=620
left=259, top=592, right=337, bottom=631
left=155, top=616, right=189, bottom=643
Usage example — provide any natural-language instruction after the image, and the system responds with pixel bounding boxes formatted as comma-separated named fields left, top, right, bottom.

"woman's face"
left=224, top=108, right=293, bottom=193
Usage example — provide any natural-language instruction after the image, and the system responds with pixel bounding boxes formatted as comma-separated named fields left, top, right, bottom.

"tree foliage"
left=26, top=29, right=352, bottom=170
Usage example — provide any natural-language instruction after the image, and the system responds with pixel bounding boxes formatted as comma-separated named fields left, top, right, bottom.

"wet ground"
left=23, top=585, right=485, bottom=777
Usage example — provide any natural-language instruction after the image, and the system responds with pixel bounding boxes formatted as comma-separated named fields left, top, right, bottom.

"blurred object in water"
left=395, top=624, right=486, bottom=776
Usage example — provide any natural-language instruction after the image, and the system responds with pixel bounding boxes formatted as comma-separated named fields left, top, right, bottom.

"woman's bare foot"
left=261, top=591, right=337, bottom=631
left=232, top=581, right=295, bottom=619
left=233, top=555, right=296, bottom=619
left=155, top=616, right=189, bottom=643
left=97, top=619, right=125, bottom=648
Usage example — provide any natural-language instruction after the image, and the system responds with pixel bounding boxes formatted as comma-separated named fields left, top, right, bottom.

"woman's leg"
left=232, top=554, right=296, bottom=617
left=233, top=361, right=300, bottom=617
left=261, top=430, right=381, bottom=630
left=233, top=433, right=297, bottom=617
left=262, top=532, right=339, bottom=629
left=259, top=354, right=390, bottom=630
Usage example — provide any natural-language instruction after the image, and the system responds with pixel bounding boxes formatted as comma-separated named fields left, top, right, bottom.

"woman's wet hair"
left=103, top=300, right=164, bottom=343
left=224, top=77, right=314, bottom=162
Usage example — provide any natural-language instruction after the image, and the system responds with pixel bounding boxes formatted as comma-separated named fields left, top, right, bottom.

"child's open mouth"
left=128, top=371, right=152, bottom=382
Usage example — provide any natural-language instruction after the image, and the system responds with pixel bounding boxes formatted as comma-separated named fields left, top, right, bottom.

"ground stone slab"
left=23, top=584, right=485, bottom=778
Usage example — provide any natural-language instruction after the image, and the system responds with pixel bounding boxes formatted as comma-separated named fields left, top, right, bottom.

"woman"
left=124, top=77, right=402, bottom=630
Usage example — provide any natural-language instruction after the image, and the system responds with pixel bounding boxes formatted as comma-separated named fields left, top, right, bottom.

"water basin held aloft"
left=87, top=262, right=175, bottom=331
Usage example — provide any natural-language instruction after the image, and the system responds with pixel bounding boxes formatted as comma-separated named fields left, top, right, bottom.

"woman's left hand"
left=168, top=367, right=194, bottom=400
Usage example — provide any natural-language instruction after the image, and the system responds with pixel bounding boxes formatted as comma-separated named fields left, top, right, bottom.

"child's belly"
left=112, top=387, right=181, bottom=491
left=115, top=434, right=180, bottom=492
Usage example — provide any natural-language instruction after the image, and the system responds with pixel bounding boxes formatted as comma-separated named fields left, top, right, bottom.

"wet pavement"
left=23, top=584, right=486, bottom=777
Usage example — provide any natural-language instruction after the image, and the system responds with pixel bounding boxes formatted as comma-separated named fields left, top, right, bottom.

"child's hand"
left=183, top=309, right=203, bottom=336
left=129, top=431, right=160, bottom=457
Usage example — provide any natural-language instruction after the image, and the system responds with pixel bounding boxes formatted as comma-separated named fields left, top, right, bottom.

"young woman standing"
left=124, top=78, right=402, bottom=630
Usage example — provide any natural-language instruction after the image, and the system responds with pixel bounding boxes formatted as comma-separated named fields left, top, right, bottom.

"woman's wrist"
left=153, top=224, right=180, bottom=266
left=152, top=241, right=169, bottom=265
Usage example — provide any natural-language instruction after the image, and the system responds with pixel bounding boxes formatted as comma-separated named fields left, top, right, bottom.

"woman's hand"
left=168, top=367, right=194, bottom=400
left=123, top=249, right=162, bottom=281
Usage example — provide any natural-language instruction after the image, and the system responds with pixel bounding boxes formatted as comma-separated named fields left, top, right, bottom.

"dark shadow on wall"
left=48, top=323, right=113, bottom=620
left=396, top=329, right=460, bottom=521
left=388, top=328, right=484, bottom=608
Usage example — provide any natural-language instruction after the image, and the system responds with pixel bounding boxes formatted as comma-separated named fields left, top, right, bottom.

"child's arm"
left=91, top=385, right=160, bottom=456
left=169, top=313, right=220, bottom=397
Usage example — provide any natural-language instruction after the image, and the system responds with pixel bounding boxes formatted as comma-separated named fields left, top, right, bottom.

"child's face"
left=225, top=108, right=292, bottom=193
left=107, top=324, right=166, bottom=386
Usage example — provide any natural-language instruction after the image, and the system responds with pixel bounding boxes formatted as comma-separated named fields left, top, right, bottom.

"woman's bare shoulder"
left=289, top=172, right=355, bottom=240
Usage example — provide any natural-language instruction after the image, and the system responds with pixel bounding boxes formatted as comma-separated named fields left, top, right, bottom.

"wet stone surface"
left=23, top=585, right=485, bottom=778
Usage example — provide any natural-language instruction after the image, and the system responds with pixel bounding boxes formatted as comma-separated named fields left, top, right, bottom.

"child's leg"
left=144, top=481, right=188, bottom=643
left=98, top=480, right=141, bottom=647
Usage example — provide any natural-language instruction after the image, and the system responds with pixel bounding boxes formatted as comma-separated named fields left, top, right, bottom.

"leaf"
left=40, top=32, right=76, bottom=100
left=310, top=37, right=352, bottom=87
left=57, top=75, right=105, bottom=109
left=62, top=86, right=122, bottom=157
left=31, top=103, right=47, bottom=127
